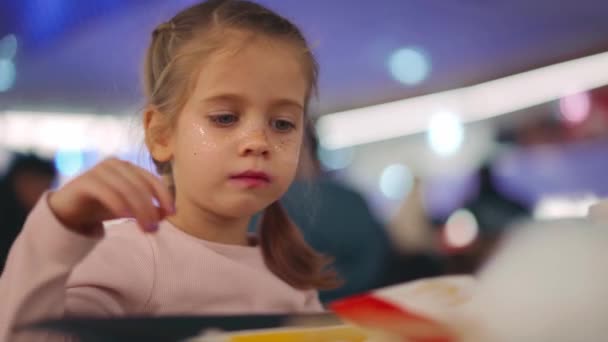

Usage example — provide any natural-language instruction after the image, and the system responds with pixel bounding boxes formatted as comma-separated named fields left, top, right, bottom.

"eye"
left=210, top=113, right=238, bottom=126
left=271, top=119, right=296, bottom=132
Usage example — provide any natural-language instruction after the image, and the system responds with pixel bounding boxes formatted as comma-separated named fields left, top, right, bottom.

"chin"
left=220, top=196, right=275, bottom=218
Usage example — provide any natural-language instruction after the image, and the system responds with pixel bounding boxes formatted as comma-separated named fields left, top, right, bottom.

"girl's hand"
left=48, top=158, right=174, bottom=235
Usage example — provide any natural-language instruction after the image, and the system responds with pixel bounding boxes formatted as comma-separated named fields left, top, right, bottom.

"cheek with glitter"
left=190, top=123, right=217, bottom=151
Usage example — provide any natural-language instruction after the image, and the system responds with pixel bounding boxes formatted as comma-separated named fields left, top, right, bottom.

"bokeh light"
left=379, top=163, right=413, bottom=200
left=55, top=150, right=85, bottom=177
left=444, top=209, right=479, bottom=248
left=388, top=47, right=431, bottom=86
left=0, top=59, right=16, bottom=92
left=427, top=111, right=464, bottom=157
left=0, top=34, right=18, bottom=60
left=318, top=146, right=355, bottom=171
left=559, top=92, right=591, bottom=124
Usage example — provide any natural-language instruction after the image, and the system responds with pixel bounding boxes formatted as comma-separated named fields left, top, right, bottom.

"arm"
left=0, top=195, right=99, bottom=341
left=0, top=196, right=155, bottom=341
left=1, top=158, right=172, bottom=341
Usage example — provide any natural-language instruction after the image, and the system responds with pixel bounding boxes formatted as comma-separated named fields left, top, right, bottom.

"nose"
left=239, top=129, right=270, bottom=158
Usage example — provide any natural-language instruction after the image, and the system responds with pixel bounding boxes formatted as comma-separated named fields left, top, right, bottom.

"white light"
left=318, top=51, right=608, bottom=149
left=0, top=34, right=18, bottom=60
left=559, top=92, right=591, bottom=124
left=0, top=59, right=16, bottom=92
left=533, top=193, right=599, bottom=220
left=444, top=209, right=479, bottom=248
left=317, top=146, right=355, bottom=170
left=379, top=164, right=413, bottom=200
left=427, top=111, right=464, bottom=156
left=0, top=111, right=132, bottom=154
left=388, top=47, right=430, bottom=86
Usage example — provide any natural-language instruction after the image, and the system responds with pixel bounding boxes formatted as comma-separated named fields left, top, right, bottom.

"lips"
left=229, top=170, right=271, bottom=187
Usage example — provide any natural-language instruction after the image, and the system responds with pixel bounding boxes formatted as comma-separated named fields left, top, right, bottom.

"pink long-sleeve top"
left=0, top=194, right=322, bottom=341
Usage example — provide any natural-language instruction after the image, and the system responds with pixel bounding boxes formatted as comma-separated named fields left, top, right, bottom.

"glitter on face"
left=191, top=123, right=217, bottom=150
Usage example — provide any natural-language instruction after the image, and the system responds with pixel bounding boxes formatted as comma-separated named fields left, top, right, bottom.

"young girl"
left=0, top=0, right=339, bottom=340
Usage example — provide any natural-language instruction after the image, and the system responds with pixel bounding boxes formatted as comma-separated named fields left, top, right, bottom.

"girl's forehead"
left=189, top=35, right=309, bottom=103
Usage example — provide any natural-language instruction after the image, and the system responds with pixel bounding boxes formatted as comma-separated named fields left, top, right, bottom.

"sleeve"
left=65, top=227, right=156, bottom=317
left=0, top=194, right=155, bottom=341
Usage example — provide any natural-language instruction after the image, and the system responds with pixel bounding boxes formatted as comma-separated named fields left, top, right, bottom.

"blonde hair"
left=143, top=0, right=339, bottom=290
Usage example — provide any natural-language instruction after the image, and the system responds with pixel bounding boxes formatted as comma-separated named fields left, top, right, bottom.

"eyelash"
left=208, top=113, right=297, bottom=132
left=271, top=119, right=296, bottom=132
left=209, top=113, right=238, bottom=126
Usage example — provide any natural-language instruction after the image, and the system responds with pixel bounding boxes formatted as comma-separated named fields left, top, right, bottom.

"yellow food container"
left=190, top=324, right=371, bottom=342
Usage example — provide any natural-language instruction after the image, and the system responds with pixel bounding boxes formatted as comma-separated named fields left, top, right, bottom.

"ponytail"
left=258, top=201, right=341, bottom=290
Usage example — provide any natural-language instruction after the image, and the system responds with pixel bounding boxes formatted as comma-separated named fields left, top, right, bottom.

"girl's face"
left=169, top=34, right=307, bottom=218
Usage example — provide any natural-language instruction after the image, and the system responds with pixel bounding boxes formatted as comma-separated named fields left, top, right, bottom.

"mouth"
left=229, top=170, right=272, bottom=188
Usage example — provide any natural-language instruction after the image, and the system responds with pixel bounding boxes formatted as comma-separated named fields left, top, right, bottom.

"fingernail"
left=147, top=223, right=159, bottom=232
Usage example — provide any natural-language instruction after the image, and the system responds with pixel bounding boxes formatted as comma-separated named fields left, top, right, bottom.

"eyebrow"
left=202, top=94, right=304, bottom=111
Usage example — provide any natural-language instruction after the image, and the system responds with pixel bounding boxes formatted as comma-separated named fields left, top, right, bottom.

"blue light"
left=388, top=47, right=430, bottom=85
left=379, top=164, right=413, bottom=200
left=318, top=146, right=355, bottom=170
left=0, top=34, right=18, bottom=60
left=55, top=150, right=85, bottom=177
left=0, top=60, right=16, bottom=92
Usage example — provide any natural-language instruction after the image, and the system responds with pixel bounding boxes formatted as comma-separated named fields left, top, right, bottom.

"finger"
left=106, top=160, right=171, bottom=218
left=101, top=164, right=160, bottom=231
left=80, top=176, right=132, bottom=222
left=94, top=161, right=160, bottom=232
left=118, top=161, right=174, bottom=216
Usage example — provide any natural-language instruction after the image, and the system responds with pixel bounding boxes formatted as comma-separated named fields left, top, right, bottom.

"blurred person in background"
left=439, top=162, right=531, bottom=274
left=0, top=153, right=56, bottom=274
left=383, top=177, right=445, bottom=287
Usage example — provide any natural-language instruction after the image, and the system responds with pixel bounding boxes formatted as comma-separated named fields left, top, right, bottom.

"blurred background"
left=2, top=0, right=608, bottom=301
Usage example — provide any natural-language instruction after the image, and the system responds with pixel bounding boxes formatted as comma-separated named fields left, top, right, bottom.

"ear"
left=144, top=106, right=174, bottom=163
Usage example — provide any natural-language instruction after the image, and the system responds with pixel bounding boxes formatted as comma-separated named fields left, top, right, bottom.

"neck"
left=167, top=194, right=251, bottom=246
